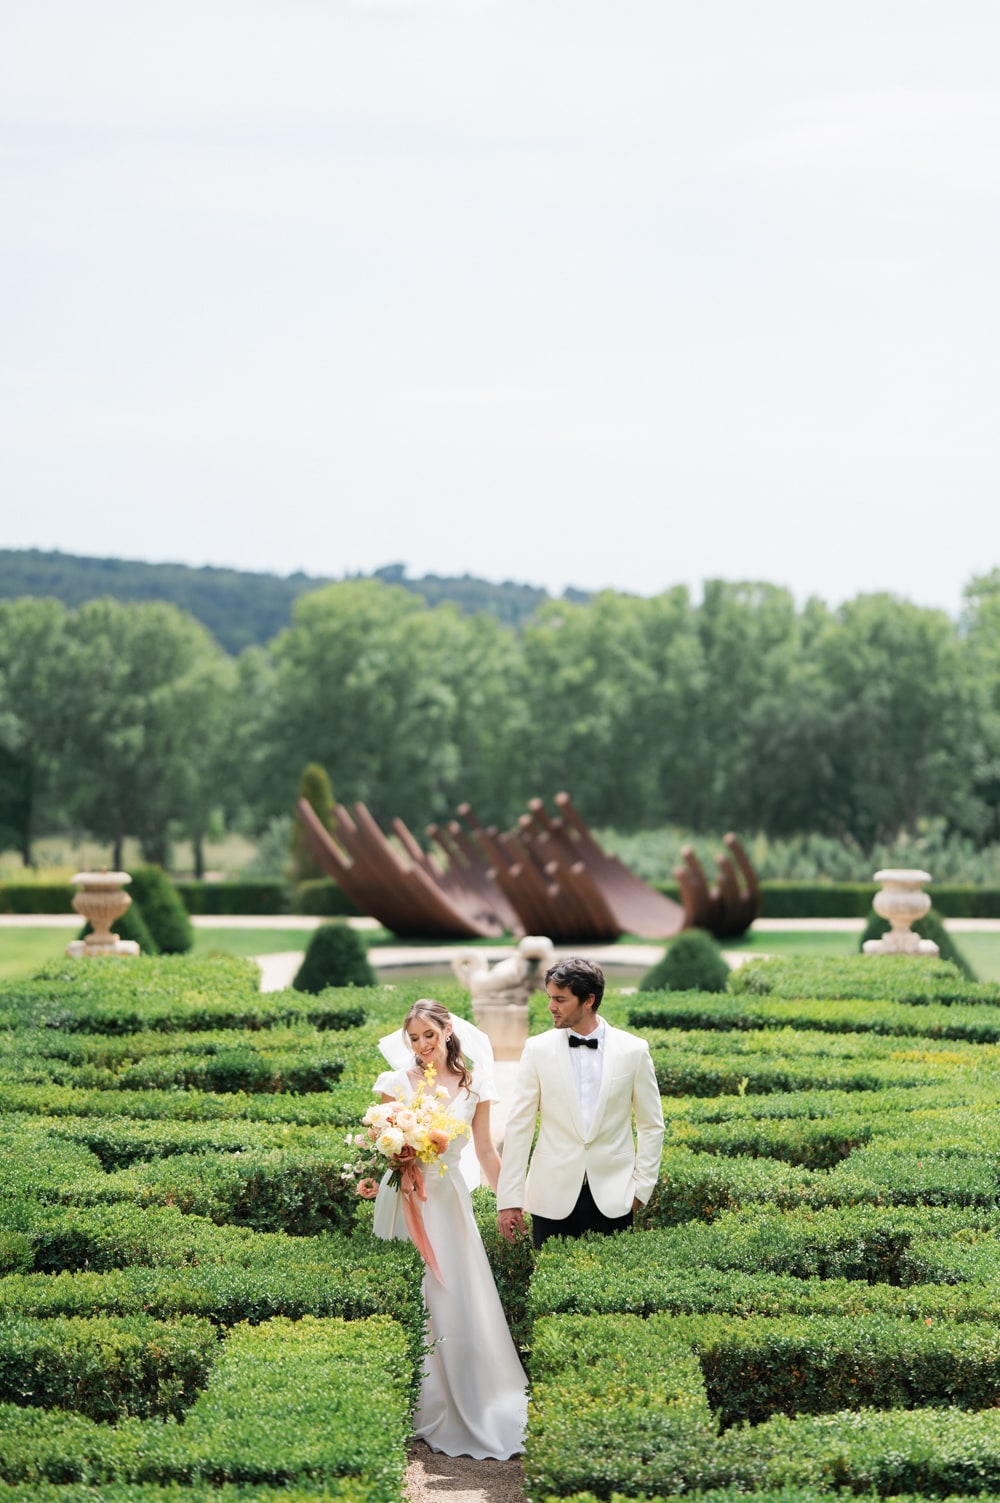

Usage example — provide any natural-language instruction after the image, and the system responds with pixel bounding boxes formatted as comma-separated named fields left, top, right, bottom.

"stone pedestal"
left=862, top=868, right=939, bottom=958
left=65, top=871, right=140, bottom=959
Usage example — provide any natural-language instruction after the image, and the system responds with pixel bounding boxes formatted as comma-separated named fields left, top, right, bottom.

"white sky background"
left=1, top=0, right=998, bottom=613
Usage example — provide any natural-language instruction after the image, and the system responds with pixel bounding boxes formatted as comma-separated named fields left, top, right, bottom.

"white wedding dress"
left=372, top=1066, right=528, bottom=1460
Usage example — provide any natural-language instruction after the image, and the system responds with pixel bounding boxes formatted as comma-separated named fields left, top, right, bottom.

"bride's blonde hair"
left=402, top=999, right=472, bottom=1092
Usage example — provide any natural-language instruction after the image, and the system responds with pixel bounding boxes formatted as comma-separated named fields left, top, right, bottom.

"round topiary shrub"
left=128, top=865, right=195, bottom=954
left=293, top=922, right=377, bottom=993
left=639, top=927, right=730, bottom=993
left=859, top=904, right=975, bottom=979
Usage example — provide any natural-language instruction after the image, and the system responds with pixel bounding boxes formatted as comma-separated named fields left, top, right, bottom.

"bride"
left=371, top=998, right=527, bottom=1460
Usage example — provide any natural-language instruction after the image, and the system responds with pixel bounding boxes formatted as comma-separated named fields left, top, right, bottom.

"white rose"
left=377, top=1127, right=405, bottom=1156
left=395, top=1109, right=418, bottom=1134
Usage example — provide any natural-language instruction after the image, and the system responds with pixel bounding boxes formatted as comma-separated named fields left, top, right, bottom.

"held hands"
left=498, top=1208, right=527, bottom=1243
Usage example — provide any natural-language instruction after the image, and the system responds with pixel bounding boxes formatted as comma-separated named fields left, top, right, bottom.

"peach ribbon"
left=398, top=1159, right=445, bottom=1285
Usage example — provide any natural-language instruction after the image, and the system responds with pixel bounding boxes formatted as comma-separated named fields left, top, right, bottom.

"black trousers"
left=530, top=1179, right=633, bottom=1249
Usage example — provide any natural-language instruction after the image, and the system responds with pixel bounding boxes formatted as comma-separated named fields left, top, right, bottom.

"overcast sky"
left=2, top=1, right=998, bottom=613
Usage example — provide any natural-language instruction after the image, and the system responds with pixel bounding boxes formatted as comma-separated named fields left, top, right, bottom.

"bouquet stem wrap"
left=398, top=1158, right=445, bottom=1284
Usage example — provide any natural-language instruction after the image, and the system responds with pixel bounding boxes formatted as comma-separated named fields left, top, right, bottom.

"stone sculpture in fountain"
left=451, top=935, right=556, bottom=1059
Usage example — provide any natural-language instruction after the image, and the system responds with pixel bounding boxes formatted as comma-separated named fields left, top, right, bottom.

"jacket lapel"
left=551, top=1030, right=586, bottom=1137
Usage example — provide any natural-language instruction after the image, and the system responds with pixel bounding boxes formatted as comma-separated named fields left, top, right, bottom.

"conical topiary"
left=127, top=865, right=194, bottom=954
left=292, top=921, right=376, bottom=993
left=289, top=762, right=335, bottom=882
left=639, top=927, right=730, bottom=993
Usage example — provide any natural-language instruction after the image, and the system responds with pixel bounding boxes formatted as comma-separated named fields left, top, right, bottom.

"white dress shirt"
left=567, top=1018, right=605, bottom=1136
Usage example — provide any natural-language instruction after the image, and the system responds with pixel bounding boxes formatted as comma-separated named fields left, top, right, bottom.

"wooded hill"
left=0, top=550, right=574, bottom=654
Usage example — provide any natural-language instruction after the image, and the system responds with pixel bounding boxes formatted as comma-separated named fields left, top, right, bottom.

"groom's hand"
left=498, top=1208, right=526, bottom=1242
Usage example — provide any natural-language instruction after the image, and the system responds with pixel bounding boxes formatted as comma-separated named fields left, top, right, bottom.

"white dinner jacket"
left=496, top=1021, right=664, bottom=1222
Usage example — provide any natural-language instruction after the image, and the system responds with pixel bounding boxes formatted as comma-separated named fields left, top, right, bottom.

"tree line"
left=0, top=550, right=564, bottom=654
left=2, top=572, right=999, bottom=873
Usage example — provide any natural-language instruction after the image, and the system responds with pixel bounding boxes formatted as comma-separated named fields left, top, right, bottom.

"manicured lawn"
left=0, top=928, right=74, bottom=980
left=2, top=923, right=999, bottom=982
left=951, top=931, right=1000, bottom=982
left=192, top=928, right=319, bottom=960
left=725, top=929, right=861, bottom=958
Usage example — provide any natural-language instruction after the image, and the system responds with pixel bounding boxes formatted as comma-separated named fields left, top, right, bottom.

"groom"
left=497, top=957, right=664, bottom=1247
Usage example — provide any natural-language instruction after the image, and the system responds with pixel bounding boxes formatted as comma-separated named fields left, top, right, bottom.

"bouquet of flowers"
left=342, top=1069, right=469, bottom=1281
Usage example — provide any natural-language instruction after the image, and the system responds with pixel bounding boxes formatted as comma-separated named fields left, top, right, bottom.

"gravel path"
left=404, top=1443, right=525, bottom=1503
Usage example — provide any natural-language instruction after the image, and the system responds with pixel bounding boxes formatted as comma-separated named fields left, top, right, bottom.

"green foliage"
left=0, top=1316, right=411, bottom=1495
left=630, top=989, right=1000, bottom=1045
left=3, top=954, right=264, bottom=1033
left=289, top=762, right=334, bottom=882
left=295, top=877, right=360, bottom=917
left=860, top=902, right=976, bottom=977
left=127, top=866, right=194, bottom=954
left=729, top=952, right=997, bottom=1003
left=174, top=880, right=291, bottom=915
left=525, top=1313, right=715, bottom=1500
left=0, top=881, right=77, bottom=913
left=608, top=820, right=1000, bottom=885
left=640, top=928, right=730, bottom=993
left=0, top=597, right=68, bottom=867
left=0, top=547, right=554, bottom=651
left=4, top=558, right=1000, bottom=852
left=0, top=1313, right=217, bottom=1421
left=292, top=923, right=376, bottom=993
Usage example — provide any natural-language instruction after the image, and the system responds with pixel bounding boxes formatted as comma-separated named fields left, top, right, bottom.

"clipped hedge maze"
left=11, top=949, right=1000, bottom=1503
left=0, top=955, right=433, bottom=1501
left=525, top=955, right=1000, bottom=1502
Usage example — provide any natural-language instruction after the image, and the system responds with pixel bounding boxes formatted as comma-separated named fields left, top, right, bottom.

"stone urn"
left=862, top=868, right=939, bottom=957
left=65, top=871, right=140, bottom=958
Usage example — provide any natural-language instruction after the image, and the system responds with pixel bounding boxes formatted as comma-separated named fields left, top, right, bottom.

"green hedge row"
left=0, top=1079, right=375, bottom=1128
left=6, top=875, right=1000, bottom=920
left=0, top=1205, right=423, bottom=1340
left=649, top=881, right=1000, bottom=918
left=0, top=1316, right=410, bottom=1497
left=2, top=1126, right=363, bottom=1237
left=631, top=990, right=1000, bottom=1044
left=526, top=1310, right=1000, bottom=1496
left=176, top=880, right=359, bottom=917
left=0, top=1484, right=386, bottom=1503
left=645, top=1019, right=992, bottom=1098
left=526, top=1311, right=1000, bottom=1500
left=529, top=1204, right=1000, bottom=1319
left=644, top=1142, right=1000, bottom=1223
left=11, top=1110, right=347, bottom=1171
left=4, top=1045, right=346, bottom=1097
left=0, top=1314, right=217, bottom=1422
left=662, top=1098, right=1000, bottom=1169
left=730, top=954, right=1000, bottom=1004
left=0, top=877, right=362, bottom=919
left=0, top=956, right=262, bottom=1033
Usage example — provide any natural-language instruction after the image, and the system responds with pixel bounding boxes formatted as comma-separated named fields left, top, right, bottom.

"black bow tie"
left=569, top=1035, right=598, bottom=1049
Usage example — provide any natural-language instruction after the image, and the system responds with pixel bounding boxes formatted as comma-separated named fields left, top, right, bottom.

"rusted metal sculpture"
left=295, top=799, right=507, bottom=939
left=452, top=794, right=688, bottom=945
left=296, top=792, right=760, bottom=943
left=673, top=833, right=760, bottom=939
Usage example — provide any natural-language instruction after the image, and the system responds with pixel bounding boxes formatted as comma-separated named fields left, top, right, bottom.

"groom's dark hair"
left=545, top=957, right=606, bottom=1010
